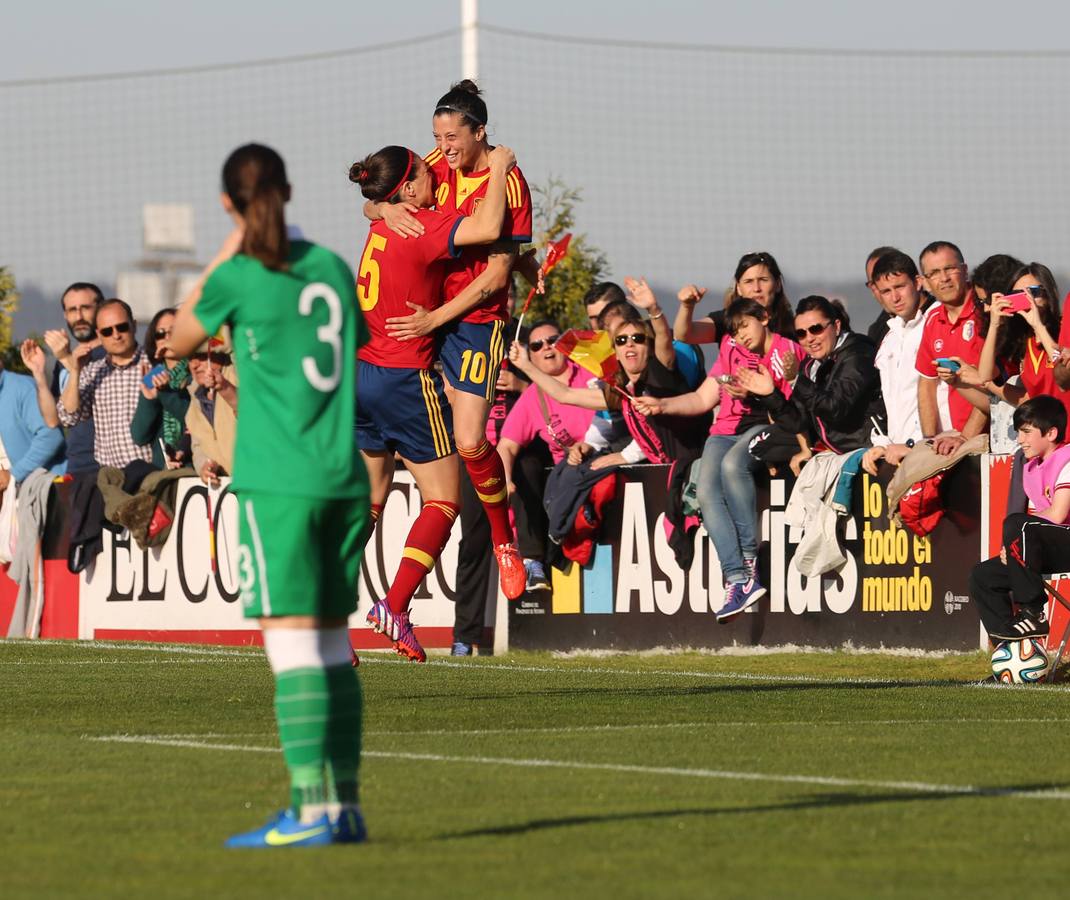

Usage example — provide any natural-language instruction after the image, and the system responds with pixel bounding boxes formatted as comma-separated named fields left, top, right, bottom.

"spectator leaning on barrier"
left=187, top=336, right=237, bottom=489
left=969, top=395, right=1070, bottom=644
left=0, top=359, right=66, bottom=490
left=739, top=295, right=884, bottom=466
left=863, top=245, right=899, bottom=345
left=498, top=320, right=596, bottom=574
left=131, top=307, right=193, bottom=470
left=57, top=298, right=154, bottom=469
left=915, top=240, right=989, bottom=456
left=19, top=282, right=105, bottom=475
left=862, top=250, right=930, bottom=476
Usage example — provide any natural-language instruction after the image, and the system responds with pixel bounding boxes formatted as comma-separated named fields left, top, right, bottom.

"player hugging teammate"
left=357, top=80, right=538, bottom=651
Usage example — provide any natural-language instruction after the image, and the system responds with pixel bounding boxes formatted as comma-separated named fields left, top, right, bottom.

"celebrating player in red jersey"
left=364, top=80, right=534, bottom=601
left=350, top=142, right=516, bottom=661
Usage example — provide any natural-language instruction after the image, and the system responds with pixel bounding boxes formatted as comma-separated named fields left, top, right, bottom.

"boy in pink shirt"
left=969, top=395, right=1070, bottom=642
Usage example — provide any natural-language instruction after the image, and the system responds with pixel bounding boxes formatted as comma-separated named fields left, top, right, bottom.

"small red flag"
left=518, top=233, right=573, bottom=320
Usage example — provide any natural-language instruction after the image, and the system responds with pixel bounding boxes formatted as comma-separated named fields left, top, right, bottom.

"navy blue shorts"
left=439, top=319, right=507, bottom=402
left=355, top=362, right=454, bottom=463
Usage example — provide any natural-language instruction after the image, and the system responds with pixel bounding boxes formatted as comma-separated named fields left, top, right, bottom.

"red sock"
left=458, top=440, right=514, bottom=547
left=384, top=500, right=459, bottom=615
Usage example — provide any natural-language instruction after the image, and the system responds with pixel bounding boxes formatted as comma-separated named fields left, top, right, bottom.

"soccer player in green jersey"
left=172, top=144, right=368, bottom=848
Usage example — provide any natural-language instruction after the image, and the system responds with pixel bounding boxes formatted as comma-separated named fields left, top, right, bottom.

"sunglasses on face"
left=154, top=328, right=173, bottom=340
left=528, top=335, right=560, bottom=352
left=614, top=333, right=648, bottom=346
left=98, top=322, right=132, bottom=338
left=794, top=320, right=833, bottom=341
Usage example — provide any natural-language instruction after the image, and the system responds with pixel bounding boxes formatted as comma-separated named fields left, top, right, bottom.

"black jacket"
left=757, top=331, right=886, bottom=453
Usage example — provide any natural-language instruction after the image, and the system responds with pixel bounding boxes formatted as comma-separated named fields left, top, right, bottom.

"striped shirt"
left=57, top=348, right=154, bottom=468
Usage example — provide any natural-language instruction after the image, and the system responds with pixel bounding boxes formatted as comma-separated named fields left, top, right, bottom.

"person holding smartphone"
left=130, top=307, right=192, bottom=470
left=952, top=263, right=1067, bottom=421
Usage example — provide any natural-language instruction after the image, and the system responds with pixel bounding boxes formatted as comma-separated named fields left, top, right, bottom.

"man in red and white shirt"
left=914, top=240, right=989, bottom=455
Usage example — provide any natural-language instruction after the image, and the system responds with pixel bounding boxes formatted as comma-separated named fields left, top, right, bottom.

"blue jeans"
left=696, top=424, right=767, bottom=583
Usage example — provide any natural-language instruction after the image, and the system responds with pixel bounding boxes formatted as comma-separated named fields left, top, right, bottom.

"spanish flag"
left=555, top=329, right=619, bottom=381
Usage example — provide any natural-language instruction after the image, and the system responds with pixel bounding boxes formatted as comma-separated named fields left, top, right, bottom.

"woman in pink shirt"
left=498, top=320, right=596, bottom=486
left=634, top=299, right=802, bottom=621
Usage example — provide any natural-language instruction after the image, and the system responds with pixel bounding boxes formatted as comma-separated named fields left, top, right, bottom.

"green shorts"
left=236, top=490, right=368, bottom=620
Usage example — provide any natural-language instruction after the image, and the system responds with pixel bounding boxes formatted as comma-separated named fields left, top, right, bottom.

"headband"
left=386, top=150, right=415, bottom=200
left=434, top=103, right=487, bottom=126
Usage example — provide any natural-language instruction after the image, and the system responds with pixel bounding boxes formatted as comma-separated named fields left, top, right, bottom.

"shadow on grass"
left=396, top=679, right=976, bottom=704
left=437, top=781, right=1070, bottom=840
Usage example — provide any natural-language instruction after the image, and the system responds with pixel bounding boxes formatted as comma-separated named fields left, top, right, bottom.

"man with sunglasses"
left=57, top=299, right=154, bottom=469
left=187, top=337, right=237, bottom=489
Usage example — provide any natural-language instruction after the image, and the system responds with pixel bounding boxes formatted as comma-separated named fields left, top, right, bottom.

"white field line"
left=364, top=718, right=1070, bottom=736
left=85, top=734, right=1070, bottom=801
left=9, top=640, right=1070, bottom=691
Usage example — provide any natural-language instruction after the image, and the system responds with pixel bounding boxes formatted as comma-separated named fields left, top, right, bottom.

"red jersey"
left=356, top=208, right=462, bottom=369
left=915, top=291, right=985, bottom=432
left=425, top=147, right=532, bottom=324
left=1020, top=334, right=1070, bottom=420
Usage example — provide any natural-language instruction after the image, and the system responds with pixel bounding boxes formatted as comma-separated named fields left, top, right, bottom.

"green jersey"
left=196, top=240, right=369, bottom=499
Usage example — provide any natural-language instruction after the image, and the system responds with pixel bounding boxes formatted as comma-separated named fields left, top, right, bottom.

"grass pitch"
left=3, top=640, right=1068, bottom=899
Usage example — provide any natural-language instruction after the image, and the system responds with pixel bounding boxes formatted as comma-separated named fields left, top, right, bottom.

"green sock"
left=324, top=665, right=363, bottom=808
left=274, top=667, right=331, bottom=819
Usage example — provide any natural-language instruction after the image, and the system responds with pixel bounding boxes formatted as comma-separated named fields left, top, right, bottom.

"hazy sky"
left=5, top=0, right=1070, bottom=82
left=7, top=0, right=1070, bottom=338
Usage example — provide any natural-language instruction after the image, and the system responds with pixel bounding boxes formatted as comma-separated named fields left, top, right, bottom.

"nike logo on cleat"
left=264, top=824, right=329, bottom=846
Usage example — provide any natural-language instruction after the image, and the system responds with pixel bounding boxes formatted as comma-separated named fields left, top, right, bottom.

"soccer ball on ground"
left=991, top=639, right=1051, bottom=684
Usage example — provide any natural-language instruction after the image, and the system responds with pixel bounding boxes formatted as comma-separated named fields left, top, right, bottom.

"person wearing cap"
left=186, top=335, right=237, bottom=488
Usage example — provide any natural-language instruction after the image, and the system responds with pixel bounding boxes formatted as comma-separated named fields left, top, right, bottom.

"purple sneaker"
left=716, top=577, right=766, bottom=622
left=366, top=600, right=399, bottom=640
left=393, top=611, right=427, bottom=663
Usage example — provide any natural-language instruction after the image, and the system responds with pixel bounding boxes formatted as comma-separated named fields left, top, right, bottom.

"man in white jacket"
left=862, top=250, right=931, bottom=476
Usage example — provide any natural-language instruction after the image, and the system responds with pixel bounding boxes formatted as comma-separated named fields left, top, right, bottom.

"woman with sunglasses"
left=506, top=279, right=704, bottom=466
left=673, top=250, right=795, bottom=346
left=735, top=296, right=884, bottom=471
left=628, top=299, right=803, bottom=619
left=130, top=307, right=192, bottom=469
left=498, top=320, right=598, bottom=484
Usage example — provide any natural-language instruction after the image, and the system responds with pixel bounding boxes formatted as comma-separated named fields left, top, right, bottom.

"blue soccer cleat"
left=225, top=809, right=335, bottom=849
left=332, top=807, right=369, bottom=844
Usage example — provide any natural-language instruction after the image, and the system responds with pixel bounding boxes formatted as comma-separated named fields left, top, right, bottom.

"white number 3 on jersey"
left=299, top=282, right=343, bottom=392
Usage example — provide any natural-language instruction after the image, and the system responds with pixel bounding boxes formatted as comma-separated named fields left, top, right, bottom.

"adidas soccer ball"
left=991, top=639, right=1051, bottom=684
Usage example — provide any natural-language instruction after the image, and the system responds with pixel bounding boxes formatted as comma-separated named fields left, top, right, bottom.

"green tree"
left=517, top=176, right=607, bottom=330
left=0, top=267, right=25, bottom=373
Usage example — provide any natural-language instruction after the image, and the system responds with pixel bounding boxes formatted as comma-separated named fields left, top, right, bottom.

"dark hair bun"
left=348, top=162, right=369, bottom=185
left=452, top=79, right=481, bottom=95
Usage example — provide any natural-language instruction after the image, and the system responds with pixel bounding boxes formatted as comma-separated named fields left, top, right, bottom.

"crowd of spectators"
left=7, top=238, right=1070, bottom=650
left=1, top=283, right=239, bottom=629
left=495, top=240, right=1070, bottom=633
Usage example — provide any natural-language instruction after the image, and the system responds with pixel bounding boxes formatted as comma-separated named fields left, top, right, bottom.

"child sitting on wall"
left=969, top=395, right=1070, bottom=642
